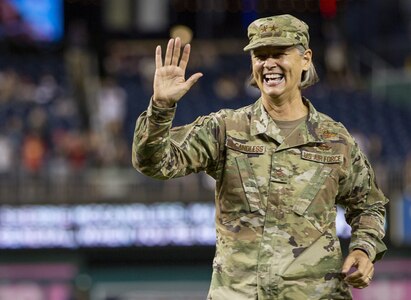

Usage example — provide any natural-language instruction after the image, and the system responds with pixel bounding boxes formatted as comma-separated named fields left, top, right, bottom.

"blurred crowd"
left=0, top=64, right=130, bottom=185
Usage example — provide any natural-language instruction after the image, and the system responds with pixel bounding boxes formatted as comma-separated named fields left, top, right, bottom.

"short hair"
left=248, top=45, right=319, bottom=90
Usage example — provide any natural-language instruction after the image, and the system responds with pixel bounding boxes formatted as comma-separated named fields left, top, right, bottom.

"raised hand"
left=153, top=37, right=203, bottom=108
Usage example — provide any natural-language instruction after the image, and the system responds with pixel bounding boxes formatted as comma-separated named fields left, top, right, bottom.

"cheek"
left=252, top=61, right=263, bottom=75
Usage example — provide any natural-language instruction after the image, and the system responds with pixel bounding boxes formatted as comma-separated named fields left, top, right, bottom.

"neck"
left=262, top=94, right=308, bottom=121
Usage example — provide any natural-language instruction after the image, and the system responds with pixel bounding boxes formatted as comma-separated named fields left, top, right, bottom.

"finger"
left=354, top=282, right=369, bottom=289
left=345, top=266, right=373, bottom=285
left=345, top=272, right=364, bottom=284
left=368, top=269, right=374, bottom=280
left=341, top=256, right=356, bottom=275
left=164, top=39, right=174, bottom=65
left=171, top=37, right=181, bottom=65
left=353, top=258, right=373, bottom=280
left=350, top=275, right=372, bottom=289
left=155, top=45, right=162, bottom=69
left=349, top=278, right=369, bottom=288
left=345, top=264, right=371, bottom=281
left=185, top=72, right=203, bottom=89
left=363, top=265, right=374, bottom=280
left=179, top=43, right=191, bottom=71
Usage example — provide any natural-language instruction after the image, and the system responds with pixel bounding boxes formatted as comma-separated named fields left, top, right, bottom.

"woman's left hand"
left=341, top=249, right=374, bottom=289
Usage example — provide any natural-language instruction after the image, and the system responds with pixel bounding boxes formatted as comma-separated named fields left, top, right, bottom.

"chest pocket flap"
left=235, top=156, right=262, bottom=212
left=293, top=165, right=332, bottom=216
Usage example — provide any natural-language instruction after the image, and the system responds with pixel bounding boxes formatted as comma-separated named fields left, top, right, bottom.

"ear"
left=302, top=49, right=312, bottom=71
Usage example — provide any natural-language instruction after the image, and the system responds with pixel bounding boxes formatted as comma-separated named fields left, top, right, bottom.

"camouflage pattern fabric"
left=132, top=97, right=388, bottom=300
left=244, top=14, right=310, bottom=51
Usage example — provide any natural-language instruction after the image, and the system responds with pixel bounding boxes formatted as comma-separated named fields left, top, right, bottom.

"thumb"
left=342, top=255, right=356, bottom=274
left=185, top=72, right=203, bottom=89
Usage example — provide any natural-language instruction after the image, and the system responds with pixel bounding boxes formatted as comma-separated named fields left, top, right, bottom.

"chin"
left=263, top=88, right=283, bottom=98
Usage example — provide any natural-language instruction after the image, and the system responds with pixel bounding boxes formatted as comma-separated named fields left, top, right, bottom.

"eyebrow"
left=252, top=46, right=293, bottom=55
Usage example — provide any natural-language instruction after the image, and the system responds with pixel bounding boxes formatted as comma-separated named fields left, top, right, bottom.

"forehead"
left=252, top=45, right=296, bottom=54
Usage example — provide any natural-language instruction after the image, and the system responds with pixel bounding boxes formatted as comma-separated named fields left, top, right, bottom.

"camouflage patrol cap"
left=244, top=14, right=310, bottom=51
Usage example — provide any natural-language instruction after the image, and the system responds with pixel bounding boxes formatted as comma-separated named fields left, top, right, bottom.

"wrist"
left=152, top=97, right=174, bottom=108
left=352, top=248, right=370, bottom=258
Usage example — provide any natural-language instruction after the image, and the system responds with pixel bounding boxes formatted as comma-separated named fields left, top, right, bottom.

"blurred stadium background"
left=0, top=0, right=410, bottom=299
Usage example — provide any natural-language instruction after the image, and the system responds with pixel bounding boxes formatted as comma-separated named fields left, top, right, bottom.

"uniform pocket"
left=292, top=165, right=333, bottom=233
left=280, top=231, right=345, bottom=286
left=219, top=155, right=262, bottom=224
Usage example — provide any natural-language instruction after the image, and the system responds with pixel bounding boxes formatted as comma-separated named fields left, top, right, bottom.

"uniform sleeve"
left=337, top=141, right=388, bottom=262
left=132, top=99, right=225, bottom=180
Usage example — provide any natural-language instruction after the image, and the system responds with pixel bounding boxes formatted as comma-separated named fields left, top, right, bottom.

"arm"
left=132, top=101, right=223, bottom=179
left=338, top=142, right=388, bottom=288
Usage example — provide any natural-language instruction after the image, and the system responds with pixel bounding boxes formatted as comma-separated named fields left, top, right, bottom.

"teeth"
left=264, top=74, right=283, bottom=82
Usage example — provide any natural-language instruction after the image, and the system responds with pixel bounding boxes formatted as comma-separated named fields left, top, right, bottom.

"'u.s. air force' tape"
left=301, top=150, right=343, bottom=164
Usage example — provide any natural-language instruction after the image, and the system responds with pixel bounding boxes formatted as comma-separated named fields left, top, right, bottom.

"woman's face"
left=251, top=46, right=312, bottom=102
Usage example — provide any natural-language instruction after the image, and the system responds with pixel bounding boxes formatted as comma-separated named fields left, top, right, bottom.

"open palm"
left=153, top=38, right=203, bottom=108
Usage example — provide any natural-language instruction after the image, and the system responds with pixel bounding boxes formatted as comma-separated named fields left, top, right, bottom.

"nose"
left=264, top=56, right=277, bottom=68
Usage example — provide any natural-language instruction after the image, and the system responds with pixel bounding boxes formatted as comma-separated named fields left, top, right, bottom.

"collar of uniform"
left=250, top=98, right=270, bottom=136
left=250, top=97, right=324, bottom=144
left=302, top=97, right=324, bottom=143
left=250, top=98, right=284, bottom=144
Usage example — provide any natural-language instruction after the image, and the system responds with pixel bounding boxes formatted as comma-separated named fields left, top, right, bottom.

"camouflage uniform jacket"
left=132, top=97, right=388, bottom=300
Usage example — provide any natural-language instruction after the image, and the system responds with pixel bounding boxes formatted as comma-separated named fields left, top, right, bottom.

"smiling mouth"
left=263, top=73, right=284, bottom=85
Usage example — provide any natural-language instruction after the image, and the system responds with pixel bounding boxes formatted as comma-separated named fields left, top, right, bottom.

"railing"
left=0, top=169, right=215, bottom=205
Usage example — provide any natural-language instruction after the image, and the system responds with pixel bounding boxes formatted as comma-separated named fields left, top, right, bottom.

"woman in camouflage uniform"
left=132, top=14, right=388, bottom=300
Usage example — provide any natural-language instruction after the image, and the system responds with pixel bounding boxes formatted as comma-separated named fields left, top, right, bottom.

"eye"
left=273, top=52, right=286, bottom=58
left=253, top=52, right=286, bottom=61
left=254, top=54, right=268, bottom=61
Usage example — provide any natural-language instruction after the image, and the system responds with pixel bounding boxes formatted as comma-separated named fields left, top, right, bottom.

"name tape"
left=226, top=137, right=266, bottom=154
